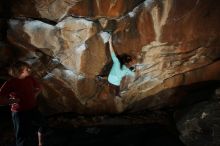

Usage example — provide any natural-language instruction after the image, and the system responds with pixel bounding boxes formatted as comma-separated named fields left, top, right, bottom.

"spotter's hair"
left=8, top=61, right=31, bottom=78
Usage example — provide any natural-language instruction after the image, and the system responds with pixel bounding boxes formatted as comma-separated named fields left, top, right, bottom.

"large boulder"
left=3, top=0, right=220, bottom=114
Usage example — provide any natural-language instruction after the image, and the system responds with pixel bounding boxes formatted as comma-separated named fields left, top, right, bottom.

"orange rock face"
left=1, top=0, right=220, bottom=114
left=68, top=0, right=144, bottom=18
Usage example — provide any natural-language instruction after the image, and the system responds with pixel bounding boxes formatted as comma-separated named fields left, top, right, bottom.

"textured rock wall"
left=0, top=0, right=220, bottom=114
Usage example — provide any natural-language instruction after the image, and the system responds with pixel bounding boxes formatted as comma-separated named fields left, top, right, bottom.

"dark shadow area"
left=0, top=106, right=15, bottom=146
left=0, top=0, right=12, bottom=41
left=128, top=80, right=220, bottom=112
left=0, top=105, right=185, bottom=146
left=44, top=124, right=185, bottom=146
left=0, top=0, right=12, bottom=18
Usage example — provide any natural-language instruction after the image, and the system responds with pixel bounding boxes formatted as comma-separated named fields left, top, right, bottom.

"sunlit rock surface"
left=9, top=0, right=145, bottom=21
left=1, top=0, right=220, bottom=114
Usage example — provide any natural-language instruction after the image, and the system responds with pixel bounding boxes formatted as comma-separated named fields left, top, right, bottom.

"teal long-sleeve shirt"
left=108, top=51, right=135, bottom=86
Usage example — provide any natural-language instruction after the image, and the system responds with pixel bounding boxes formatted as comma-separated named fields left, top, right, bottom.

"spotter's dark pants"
left=12, top=108, right=46, bottom=146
